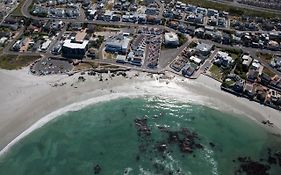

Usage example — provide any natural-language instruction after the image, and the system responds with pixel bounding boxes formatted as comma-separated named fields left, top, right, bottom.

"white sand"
left=0, top=68, right=280, bottom=154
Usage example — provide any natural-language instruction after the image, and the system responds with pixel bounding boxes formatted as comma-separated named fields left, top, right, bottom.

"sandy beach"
left=0, top=67, right=280, bottom=154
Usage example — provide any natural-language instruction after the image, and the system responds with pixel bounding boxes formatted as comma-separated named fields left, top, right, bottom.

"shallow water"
left=0, top=97, right=280, bottom=175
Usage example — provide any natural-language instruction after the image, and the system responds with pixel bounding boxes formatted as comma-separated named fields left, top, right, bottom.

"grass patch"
left=11, top=0, right=25, bottom=17
left=0, top=54, right=40, bottom=70
left=234, top=60, right=247, bottom=80
left=106, top=3, right=113, bottom=10
left=103, top=52, right=116, bottom=60
left=89, top=35, right=104, bottom=49
left=178, top=33, right=187, bottom=46
left=210, top=64, right=222, bottom=81
left=257, top=52, right=273, bottom=63
left=73, top=62, right=99, bottom=71
left=188, top=41, right=197, bottom=48
left=222, top=79, right=235, bottom=88
left=262, top=67, right=276, bottom=77
left=221, top=48, right=242, bottom=59
left=182, top=0, right=281, bottom=18
left=229, top=52, right=240, bottom=60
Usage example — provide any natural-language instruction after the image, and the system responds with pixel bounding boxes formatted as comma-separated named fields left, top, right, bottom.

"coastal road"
left=207, top=0, right=281, bottom=15
left=21, top=0, right=179, bottom=33
left=20, top=0, right=281, bottom=35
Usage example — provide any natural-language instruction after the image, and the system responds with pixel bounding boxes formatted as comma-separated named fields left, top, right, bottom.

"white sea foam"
left=0, top=80, right=209, bottom=157
left=203, top=147, right=219, bottom=175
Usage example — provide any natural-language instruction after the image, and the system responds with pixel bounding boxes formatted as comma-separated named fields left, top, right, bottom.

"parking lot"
left=30, top=58, right=73, bottom=76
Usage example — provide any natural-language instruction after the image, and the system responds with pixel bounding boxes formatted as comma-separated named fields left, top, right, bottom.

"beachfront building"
left=164, top=32, right=179, bottom=47
left=242, top=54, right=253, bottom=70
left=190, top=55, right=202, bottom=65
left=116, top=55, right=127, bottom=63
left=270, top=55, right=281, bottom=72
left=105, top=34, right=131, bottom=54
left=195, top=43, right=213, bottom=56
left=251, top=59, right=261, bottom=70
left=62, top=37, right=89, bottom=59
left=214, top=51, right=234, bottom=68
left=41, top=39, right=52, bottom=52
left=0, top=37, right=8, bottom=46
left=182, top=64, right=195, bottom=77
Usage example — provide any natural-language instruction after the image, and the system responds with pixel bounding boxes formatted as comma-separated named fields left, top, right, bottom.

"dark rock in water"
left=179, top=138, right=193, bottom=153
left=236, top=157, right=271, bottom=175
left=156, top=142, right=167, bottom=152
left=195, top=143, right=203, bottom=149
left=238, top=157, right=248, bottom=162
left=157, top=126, right=168, bottom=132
left=240, top=161, right=270, bottom=175
left=136, top=155, right=140, bottom=161
left=209, top=142, right=215, bottom=147
left=168, top=132, right=180, bottom=143
left=181, top=128, right=191, bottom=136
left=135, top=118, right=151, bottom=136
left=93, top=164, right=101, bottom=174
left=273, top=151, right=281, bottom=167
left=267, top=156, right=277, bottom=165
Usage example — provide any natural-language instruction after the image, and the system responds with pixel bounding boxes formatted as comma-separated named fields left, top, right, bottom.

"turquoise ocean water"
left=0, top=97, right=280, bottom=175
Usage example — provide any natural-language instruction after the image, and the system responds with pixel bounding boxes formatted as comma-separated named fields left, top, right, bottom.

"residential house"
left=242, top=54, right=253, bottom=70
left=195, top=42, right=213, bottom=56
left=214, top=51, right=233, bottom=68
left=247, top=69, right=259, bottom=83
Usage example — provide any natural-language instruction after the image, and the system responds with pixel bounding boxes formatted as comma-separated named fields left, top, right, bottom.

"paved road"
left=21, top=0, right=281, bottom=35
left=46, top=23, right=68, bottom=54
left=0, top=0, right=18, bottom=25
left=17, top=0, right=281, bottom=78
left=21, top=0, right=178, bottom=32
left=208, top=0, right=281, bottom=15
left=195, top=48, right=219, bottom=77
left=2, top=28, right=24, bottom=54
left=155, top=0, right=164, bottom=18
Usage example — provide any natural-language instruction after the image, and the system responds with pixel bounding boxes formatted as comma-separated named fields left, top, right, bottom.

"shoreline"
left=0, top=68, right=280, bottom=156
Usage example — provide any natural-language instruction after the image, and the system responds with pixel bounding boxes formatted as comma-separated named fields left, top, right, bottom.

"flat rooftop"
left=63, top=39, right=89, bottom=49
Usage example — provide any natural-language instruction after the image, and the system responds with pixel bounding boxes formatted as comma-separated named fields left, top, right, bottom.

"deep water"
left=0, top=97, right=281, bottom=175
